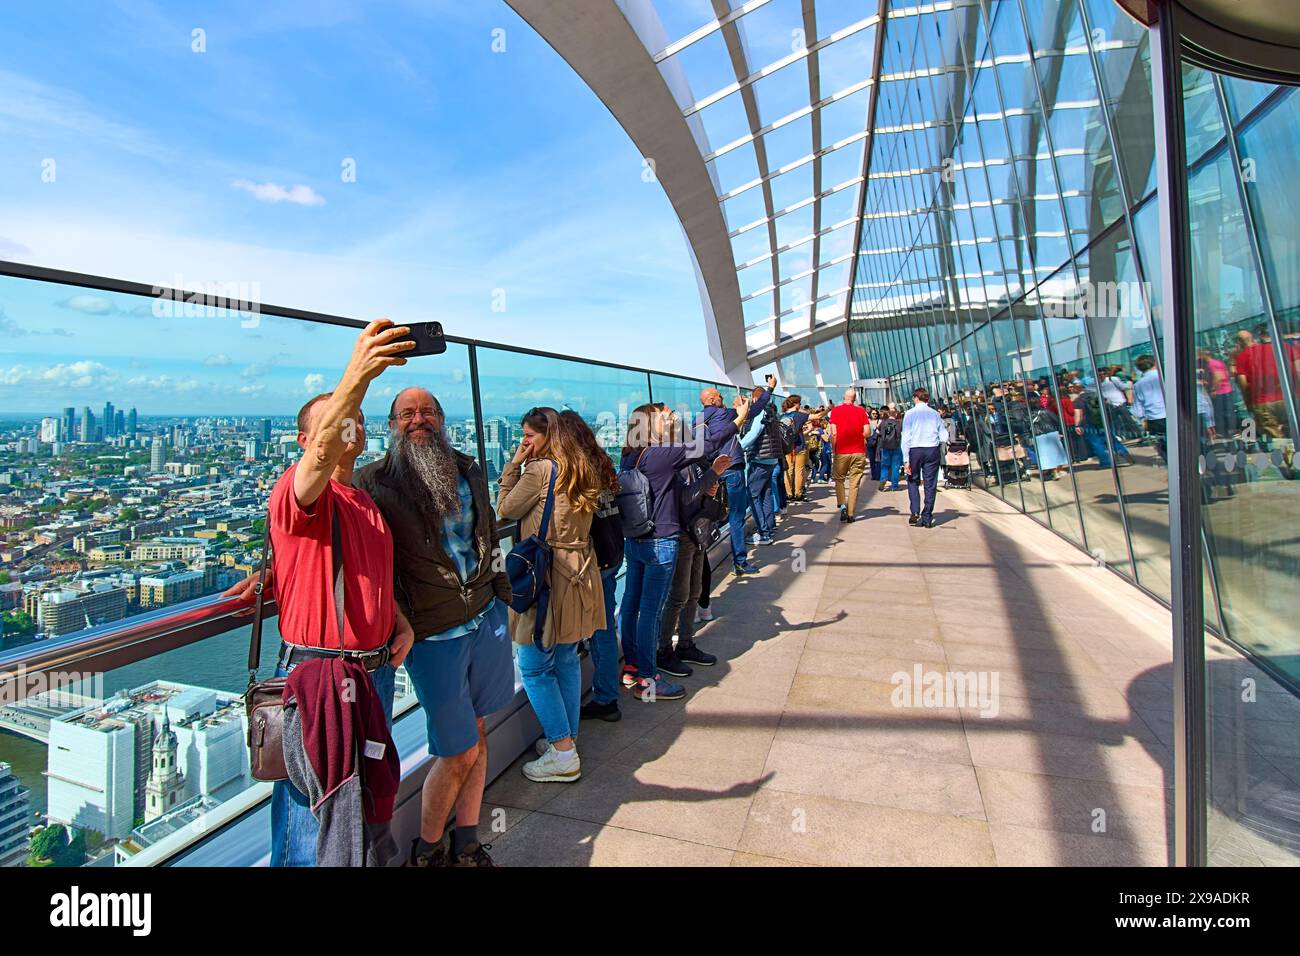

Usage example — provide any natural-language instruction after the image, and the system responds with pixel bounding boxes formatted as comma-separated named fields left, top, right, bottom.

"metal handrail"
left=0, top=519, right=520, bottom=703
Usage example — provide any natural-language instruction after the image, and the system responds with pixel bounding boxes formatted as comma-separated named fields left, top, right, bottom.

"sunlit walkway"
left=480, top=481, right=1276, bottom=866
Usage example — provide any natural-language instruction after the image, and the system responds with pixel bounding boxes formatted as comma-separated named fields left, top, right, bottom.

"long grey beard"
left=391, top=427, right=461, bottom=519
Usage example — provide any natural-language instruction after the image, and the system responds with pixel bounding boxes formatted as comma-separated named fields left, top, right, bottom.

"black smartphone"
left=393, top=321, right=447, bottom=357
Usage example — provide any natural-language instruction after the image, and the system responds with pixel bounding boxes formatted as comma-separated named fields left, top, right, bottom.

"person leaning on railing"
left=266, top=319, right=417, bottom=867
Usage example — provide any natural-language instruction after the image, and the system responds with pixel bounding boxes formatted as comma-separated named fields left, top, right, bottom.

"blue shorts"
left=403, top=598, right=516, bottom=757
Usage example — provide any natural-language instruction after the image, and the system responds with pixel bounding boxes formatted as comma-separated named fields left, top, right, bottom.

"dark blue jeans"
left=1082, top=423, right=1132, bottom=468
left=619, top=536, right=679, bottom=678
left=589, top=566, right=621, bottom=704
left=907, top=446, right=941, bottom=520
left=880, top=447, right=903, bottom=488
left=722, top=466, right=750, bottom=564
left=747, top=459, right=779, bottom=537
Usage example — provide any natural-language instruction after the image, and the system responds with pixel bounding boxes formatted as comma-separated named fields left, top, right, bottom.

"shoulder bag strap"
left=537, top=459, right=558, bottom=543
left=247, top=506, right=273, bottom=685
left=331, top=503, right=346, bottom=655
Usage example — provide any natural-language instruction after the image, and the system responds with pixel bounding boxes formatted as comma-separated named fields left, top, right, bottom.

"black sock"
left=451, top=823, right=479, bottom=854
left=416, top=835, right=442, bottom=857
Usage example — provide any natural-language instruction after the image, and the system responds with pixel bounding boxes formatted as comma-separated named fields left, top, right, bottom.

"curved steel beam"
left=505, top=0, right=752, bottom=383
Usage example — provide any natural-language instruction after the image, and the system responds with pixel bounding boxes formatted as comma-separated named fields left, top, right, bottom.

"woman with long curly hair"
left=556, top=410, right=626, bottom=722
left=497, top=406, right=604, bottom=783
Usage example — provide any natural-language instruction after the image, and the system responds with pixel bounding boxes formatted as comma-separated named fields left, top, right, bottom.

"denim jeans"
left=1082, top=424, right=1131, bottom=468
left=722, top=467, right=750, bottom=564
left=774, top=460, right=787, bottom=511
left=880, top=447, right=903, bottom=488
left=270, top=658, right=395, bottom=867
left=516, top=640, right=582, bottom=744
left=588, top=566, right=621, bottom=704
left=619, top=536, right=679, bottom=678
left=747, top=459, right=778, bottom=536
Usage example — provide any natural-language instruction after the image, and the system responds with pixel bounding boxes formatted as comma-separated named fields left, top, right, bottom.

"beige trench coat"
left=496, top=459, right=605, bottom=648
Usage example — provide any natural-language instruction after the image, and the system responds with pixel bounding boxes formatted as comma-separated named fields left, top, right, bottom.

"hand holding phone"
left=390, top=321, right=447, bottom=357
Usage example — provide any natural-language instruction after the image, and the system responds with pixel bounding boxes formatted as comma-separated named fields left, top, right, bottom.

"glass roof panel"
left=631, top=0, right=895, bottom=364
left=657, top=28, right=739, bottom=113
left=752, top=61, right=812, bottom=128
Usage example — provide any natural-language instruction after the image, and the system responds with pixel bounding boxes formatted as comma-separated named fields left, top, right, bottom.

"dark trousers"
left=907, top=446, right=941, bottom=519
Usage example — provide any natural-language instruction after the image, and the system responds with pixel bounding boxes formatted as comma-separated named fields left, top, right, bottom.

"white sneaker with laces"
left=694, top=606, right=713, bottom=623
left=523, top=745, right=581, bottom=783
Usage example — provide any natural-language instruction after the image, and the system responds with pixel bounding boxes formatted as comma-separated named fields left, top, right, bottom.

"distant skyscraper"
left=243, top=439, right=259, bottom=461
left=40, top=417, right=58, bottom=443
left=103, top=402, right=115, bottom=437
left=79, top=407, right=93, bottom=442
left=150, top=437, right=166, bottom=472
left=259, top=418, right=271, bottom=442
left=60, top=407, right=75, bottom=442
left=115, top=409, right=125, bottom=436
left=127, top=407, right=137, bottom=437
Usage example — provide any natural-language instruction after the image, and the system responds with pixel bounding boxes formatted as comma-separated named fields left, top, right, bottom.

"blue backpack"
left=505, top=460, right=557, bottom=649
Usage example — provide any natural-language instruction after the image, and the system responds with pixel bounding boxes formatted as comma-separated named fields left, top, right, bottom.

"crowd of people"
left=236, top=321, right=963, bottom=868
left=937, top=331, right=1297, bottom=492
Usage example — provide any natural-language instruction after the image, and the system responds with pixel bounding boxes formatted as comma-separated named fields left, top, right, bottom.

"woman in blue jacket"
left=619, top=402, right=741, bottom=702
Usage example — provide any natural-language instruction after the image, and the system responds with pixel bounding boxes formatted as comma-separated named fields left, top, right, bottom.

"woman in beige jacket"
left=496, top=406, right=604, bottom=783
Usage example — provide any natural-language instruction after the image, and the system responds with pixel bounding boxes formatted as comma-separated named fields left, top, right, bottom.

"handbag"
left=505, top=460, right=557, bottom=649
left=245, top=505, right=346, bottom=782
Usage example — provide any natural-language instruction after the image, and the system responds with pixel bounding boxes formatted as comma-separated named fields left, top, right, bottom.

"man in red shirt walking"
left=828, top=388, right=871, bottom=522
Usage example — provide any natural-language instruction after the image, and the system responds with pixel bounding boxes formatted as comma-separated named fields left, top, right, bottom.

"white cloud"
left=57, top=294, right=116, bottom=315
left=303, top=373, right=326, bottom=393
left=232, top=179, right=325, bottom=206
left=0, top=236, right=32, bottom=259
left=125, top=373, right=201, bottom=392
left=2, top=360, right=118, bottom=389
left=204, top=353, right=232, bottom=366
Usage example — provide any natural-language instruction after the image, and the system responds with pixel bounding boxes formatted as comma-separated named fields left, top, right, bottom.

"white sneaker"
left=523, top=745, right=581, bottom=783
left=694, top=606, right=713, bottom=623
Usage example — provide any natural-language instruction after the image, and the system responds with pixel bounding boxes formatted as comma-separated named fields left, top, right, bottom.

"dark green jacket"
left=355, top=450, right=510, bottom=640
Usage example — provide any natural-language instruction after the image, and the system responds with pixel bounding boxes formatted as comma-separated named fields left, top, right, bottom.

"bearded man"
left=355, top=386, right=512, bottom=867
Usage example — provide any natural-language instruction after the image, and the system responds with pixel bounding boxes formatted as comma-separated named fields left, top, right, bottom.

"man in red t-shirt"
left=265, top=319, right=418, bottom=866
left=828, top=388, right=870, bottom=522
left=1234, top=331, right=1289, bottom=440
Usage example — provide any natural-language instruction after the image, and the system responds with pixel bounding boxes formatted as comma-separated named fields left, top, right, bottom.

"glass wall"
left=0, top=268, right=744, bottom=867
left=845, top=0, right=1300, bottom=865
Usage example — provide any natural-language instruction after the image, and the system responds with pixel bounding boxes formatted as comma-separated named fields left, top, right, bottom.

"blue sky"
left=0, top=0, right=723, bottom=415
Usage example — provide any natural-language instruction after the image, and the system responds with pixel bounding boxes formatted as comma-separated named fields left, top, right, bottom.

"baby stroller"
left=944, top=440, right=971, bottom=489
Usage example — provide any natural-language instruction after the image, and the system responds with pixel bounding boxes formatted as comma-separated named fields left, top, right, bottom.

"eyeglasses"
left=394, top=407, right=439, bottom=423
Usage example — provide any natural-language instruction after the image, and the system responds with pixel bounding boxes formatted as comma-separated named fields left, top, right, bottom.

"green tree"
left=27, top=824, right=68, bottom=866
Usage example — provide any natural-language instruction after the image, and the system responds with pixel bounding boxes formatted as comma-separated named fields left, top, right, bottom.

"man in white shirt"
left=1130, top=354, right=1167, bottom=463
left=902, top=387, right=947, bottom=528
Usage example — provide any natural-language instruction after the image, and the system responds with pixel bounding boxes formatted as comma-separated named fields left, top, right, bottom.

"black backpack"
left=590, top=491, right=624, bottom=570
left=1077, top=390, right=1104, bottom=428
left=878, top=418, right=901, bottom=450
left=771, top=409, right=796, bottom=456
left=615, top=450, right=654, bottom=538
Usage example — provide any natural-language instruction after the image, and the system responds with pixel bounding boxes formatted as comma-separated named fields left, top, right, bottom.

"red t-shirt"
left=829, top=404, right=869, bottom=455
left=1234, top=343, right=1282, bottom=404
left=269, top=463, right=395, bottom=652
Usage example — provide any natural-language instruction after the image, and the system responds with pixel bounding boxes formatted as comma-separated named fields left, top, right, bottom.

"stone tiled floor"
left=481, top=479, right=1290, bottom=866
